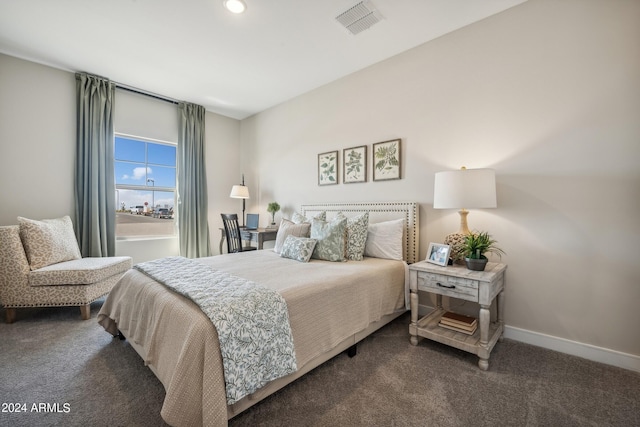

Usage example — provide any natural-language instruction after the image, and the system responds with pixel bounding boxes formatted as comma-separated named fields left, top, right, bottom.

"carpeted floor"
left=1, top=300, right=638, bottom=427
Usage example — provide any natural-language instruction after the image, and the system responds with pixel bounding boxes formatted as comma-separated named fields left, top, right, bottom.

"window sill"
left=116, top=235, right=177, bottom=242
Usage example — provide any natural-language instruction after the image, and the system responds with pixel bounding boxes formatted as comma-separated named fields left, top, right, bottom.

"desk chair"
left=221, top=214, right=257, bottom=253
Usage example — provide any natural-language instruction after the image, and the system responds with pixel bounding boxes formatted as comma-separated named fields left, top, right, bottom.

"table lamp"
left=230, top=174, right=250, bottom=227
left=433, top=167, right=497, bottom=263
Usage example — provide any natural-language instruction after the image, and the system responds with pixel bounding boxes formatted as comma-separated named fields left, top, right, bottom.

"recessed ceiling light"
left=224, top=0, right=246, bottom=14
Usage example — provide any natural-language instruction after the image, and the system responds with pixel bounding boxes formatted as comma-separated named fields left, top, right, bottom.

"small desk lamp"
left=433, top=167, right=497, bottom=262
left=229, top=174, right=250, bottom=227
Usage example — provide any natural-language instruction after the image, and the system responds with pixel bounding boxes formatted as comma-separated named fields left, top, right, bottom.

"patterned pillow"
left=291, top=211, right=326, bottom=224
left=310, top=217, right=347, bottom=262
left=336, top=212, right=369, bottom=261
left=18, top=215, right=82, bottom=270
left=273, top=219, right=311, bottom=254
left=280, top=235, right=317, bottom=263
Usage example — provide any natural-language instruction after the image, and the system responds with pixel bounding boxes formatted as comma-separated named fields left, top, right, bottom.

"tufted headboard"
left=300, top=201, right=419, bottom=264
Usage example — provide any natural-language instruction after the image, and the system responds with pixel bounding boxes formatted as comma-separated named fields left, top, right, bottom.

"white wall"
left=0, top=54, right=76, bottom=223
left=205, top=110, right=243, bottom=255
left=240, top=0, right=640, bottom=364
left=0, top=53, right=242, bottom=262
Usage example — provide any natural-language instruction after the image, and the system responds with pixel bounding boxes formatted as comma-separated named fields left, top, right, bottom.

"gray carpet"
left=1, top=300, right=638, bottom=427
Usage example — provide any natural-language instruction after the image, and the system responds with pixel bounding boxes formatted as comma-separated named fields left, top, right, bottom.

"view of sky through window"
left=115, top=136, right=176, bottom=212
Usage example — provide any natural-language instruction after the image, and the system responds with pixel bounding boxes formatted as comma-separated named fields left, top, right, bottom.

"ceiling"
left=0, top=0, right=526, bottom=120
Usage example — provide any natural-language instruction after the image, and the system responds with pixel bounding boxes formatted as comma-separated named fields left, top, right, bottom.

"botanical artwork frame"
left=343, top=145, right=367, bottom=184
left=373, top=138, right=401, bottom=181
left=426, top=242, right=451, bottom=266
left=318, top=151, right=338, bottom=186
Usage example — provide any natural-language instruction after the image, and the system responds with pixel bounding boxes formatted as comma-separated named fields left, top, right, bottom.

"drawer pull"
left=437, top=282, right=455, bottom=289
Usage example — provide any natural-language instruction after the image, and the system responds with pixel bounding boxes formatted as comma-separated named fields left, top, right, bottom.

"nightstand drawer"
left=417, top=271, right=478, bottom=301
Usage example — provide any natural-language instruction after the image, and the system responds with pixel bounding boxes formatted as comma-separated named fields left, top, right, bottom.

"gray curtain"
left=75, top=72, right=116, bottom=257
left=178, top=102, right=211, bottom=258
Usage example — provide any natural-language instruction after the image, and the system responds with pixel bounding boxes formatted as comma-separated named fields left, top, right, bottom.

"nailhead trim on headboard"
left=300, top=202, right=419, bottom=264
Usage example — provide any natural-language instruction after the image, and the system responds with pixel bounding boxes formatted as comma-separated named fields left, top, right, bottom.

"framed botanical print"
left=318, top=151, right=338, bottom=185
left=373, top=139, right=401, bottom=181
left=343, top=145, right=367, bottom=184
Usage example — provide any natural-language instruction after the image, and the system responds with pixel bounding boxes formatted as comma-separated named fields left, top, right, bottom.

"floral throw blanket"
left=134, top=256, right=297, bottom=404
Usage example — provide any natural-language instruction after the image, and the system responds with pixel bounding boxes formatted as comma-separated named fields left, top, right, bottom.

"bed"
left=98, top=201, right=419, bottom=426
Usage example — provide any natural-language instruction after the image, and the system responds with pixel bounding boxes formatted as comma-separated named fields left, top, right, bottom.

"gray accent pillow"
left=273, top=219, right=311, bottom=254
left=310, top=217, right=347, bottom=262
left=337, top=211, right=369, bottom=261
left=18, top=215, right=82, bottom=270
left=280, top=235, right=317, bottom=263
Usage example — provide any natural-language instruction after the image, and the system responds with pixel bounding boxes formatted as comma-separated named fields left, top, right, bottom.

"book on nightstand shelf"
left=438, top=311, right=478, bottom=334
left=438, top=322, right=477, bottom=335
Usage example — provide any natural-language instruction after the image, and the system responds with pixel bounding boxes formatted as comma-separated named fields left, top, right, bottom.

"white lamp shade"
left=433, top=168, right=496, bottom=209
left=229, top=185, right=250, bottom=199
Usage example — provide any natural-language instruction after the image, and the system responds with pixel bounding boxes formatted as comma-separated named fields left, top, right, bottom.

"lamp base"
left=444, top=209, right=472, bottom=264
left=444, top=232, right=467, bottom=264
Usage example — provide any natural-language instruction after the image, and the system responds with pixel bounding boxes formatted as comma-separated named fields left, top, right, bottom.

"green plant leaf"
left=463, top=231, right=505, bottom=259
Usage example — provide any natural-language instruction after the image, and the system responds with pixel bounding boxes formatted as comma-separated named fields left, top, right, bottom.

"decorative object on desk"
left=267, top=202, right=280, bottom=226
left=343, top=145, right=367, bottom=183
left=229, top=174, right=250, bottom=227
left=318, top=151, right=338, bottom=185
left=433, top=167, right=497, bottom=263
left=462, top=231, right=505, bottom=271
left=373, top=139, right=401, bottom=181
left=426, top=242, right=450, bottom=267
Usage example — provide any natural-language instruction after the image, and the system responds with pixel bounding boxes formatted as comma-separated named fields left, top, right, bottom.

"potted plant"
left=267, top=202, right=280, bottom=226
left=463, top=231, right=505, bottom=271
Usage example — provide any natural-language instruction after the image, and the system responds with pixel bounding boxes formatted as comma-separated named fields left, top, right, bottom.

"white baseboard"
left=504, top=325, right=640, bottom=373
left=417, top=304, right=640, bottom=373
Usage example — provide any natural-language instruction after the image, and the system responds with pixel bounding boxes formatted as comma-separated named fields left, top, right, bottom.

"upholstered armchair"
left=0, top=216, right=132, bottom=323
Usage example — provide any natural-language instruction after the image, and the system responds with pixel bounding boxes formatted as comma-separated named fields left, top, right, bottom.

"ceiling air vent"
left=335, top=0, right=384, bottom=35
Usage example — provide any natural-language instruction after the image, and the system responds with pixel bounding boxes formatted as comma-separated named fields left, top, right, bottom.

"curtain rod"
left=115, top=83, right=180, bottom=105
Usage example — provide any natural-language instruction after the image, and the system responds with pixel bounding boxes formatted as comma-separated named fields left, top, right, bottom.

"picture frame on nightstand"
left=426, top=242, right=450, bottom=266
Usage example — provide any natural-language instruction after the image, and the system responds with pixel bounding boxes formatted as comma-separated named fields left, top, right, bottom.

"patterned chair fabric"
left=0, top=225, right=132, bottom=323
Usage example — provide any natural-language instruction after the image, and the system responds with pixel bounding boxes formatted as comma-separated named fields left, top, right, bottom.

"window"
left=114, top=134, right=177, bottom=238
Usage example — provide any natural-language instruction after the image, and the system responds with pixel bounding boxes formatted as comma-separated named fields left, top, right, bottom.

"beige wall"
left=0, top=54, right=76, bottom=223
left=0, top=53, right=241, bottom=263
left=241, top=0, right=640, bottom=363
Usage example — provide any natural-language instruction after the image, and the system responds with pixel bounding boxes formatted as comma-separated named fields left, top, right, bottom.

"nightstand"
left=408, top=261, right=507, bottom=370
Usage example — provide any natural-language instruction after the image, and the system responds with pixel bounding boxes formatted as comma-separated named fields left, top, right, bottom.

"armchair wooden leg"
left=6, top=308, right=16, bottom=324
left=79, top=304, right=90, bottom=320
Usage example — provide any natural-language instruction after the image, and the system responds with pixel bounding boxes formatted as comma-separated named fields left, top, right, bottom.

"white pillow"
left=18, top=215, right=82, bottom=270
left=364, top=218, right=404, bottom=260
left=273, top=219, right=311, bottom=254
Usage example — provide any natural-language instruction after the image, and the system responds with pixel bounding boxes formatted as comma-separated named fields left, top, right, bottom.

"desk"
left=219, top=227, right=278, bottom=253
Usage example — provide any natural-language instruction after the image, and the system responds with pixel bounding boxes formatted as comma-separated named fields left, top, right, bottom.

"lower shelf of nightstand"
left=409, top=308, right=503, bottom=358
